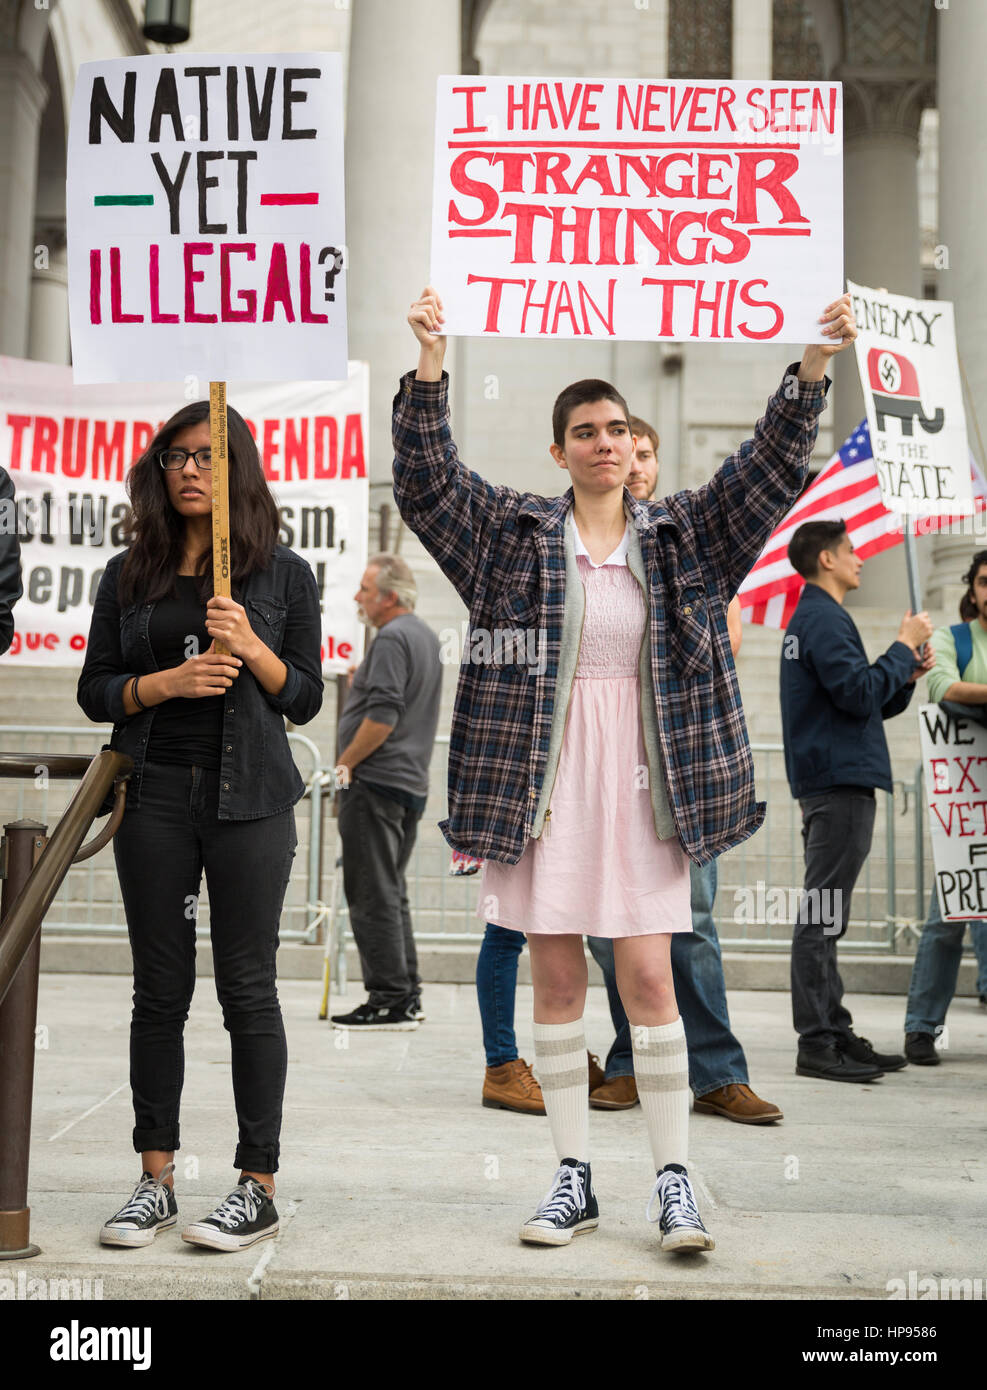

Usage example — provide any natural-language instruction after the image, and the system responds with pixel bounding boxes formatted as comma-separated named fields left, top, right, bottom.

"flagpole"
left=903, top=518, right=922, bottom=614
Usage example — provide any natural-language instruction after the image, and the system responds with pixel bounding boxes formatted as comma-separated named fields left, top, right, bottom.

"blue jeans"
left=586, top=859, right=750, bottom=1096
left=476, top=923, right=526, bottom=1066
left=905, top=886, right=987, bottom=1034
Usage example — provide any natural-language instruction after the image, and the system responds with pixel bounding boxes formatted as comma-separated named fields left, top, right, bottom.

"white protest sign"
left=849, top=281, right=971, bottom=518
left=0, top=355, right=368, bottom=672
left=431, top=76, right=843, bottom=343
left=919, top=702, right=987, bottom=921
left=67, top=55, right=347, bottom=384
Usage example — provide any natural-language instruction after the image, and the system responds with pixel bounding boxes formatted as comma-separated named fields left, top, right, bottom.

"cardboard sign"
left=849, top=280, right=971, bottom=518
left=0, top=355, right=368, bottom=672
left=919, top=703, right=987, bottom=921
left=67, top=55, right=347, bottom=384
left=431, top=76, right=843, bottom=343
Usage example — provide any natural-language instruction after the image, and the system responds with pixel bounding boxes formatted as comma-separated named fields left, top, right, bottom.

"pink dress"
left=479, top=530, right=692, bottom=937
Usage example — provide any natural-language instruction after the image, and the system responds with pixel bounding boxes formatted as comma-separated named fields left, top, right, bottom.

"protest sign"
left=849, top=280, right=971, bottom=518
left=919, top=702, right=987, bottom=921
left=0, top=355, right=368, bottom=673
left=66, top=54, right=347, bottom=385
left=431, top=76, right=842, bottom=343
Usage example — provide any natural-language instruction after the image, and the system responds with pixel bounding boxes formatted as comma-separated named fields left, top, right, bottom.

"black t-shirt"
left=145, top=576, right=224, bottom=769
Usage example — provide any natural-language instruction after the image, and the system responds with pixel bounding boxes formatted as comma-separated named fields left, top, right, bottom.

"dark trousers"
left=792, top=788, right=876, bottom=1049
left=338, top=779, right=422, bottom=1009
left=113, top=762, right=296, bottom=1173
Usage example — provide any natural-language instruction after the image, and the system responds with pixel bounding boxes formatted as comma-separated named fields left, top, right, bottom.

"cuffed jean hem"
left=487, top=1052, right=520, bottom=1067
left=133, top=1126, right=179, bottom=1155
left=235, top=1144, right=279, bottom=1174
left=692, top=1073, right=749, bottom=1098
left=604, top=1064, right=634, bottom=1080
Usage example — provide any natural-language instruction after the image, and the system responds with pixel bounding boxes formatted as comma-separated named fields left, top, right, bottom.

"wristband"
left=131, top=675, right=146, bottom=711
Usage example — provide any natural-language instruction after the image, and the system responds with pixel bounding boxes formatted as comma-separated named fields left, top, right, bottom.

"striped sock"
left=631, top=1017, right=690, bottom=1171
left=533, top=1018, right=589, bottom=1162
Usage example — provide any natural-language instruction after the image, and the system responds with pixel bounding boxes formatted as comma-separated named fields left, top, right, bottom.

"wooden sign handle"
left=209, top=381, right=232, bottom=656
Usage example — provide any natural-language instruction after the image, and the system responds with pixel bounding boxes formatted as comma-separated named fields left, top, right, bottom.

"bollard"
left=0, top=820, right=48, bottom=1259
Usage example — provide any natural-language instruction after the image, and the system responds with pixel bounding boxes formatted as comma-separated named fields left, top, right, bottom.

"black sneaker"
left=905, top=1032, right=941, bottom=1066
left=519, top=1159, right=599, bottom=1246
left=646, top=1163, right=715, bottom=1252
left=796, top=1043, right=883, bottom=1082
left=330, top=1001, right=420, bottom=1031
left=99, top=1163, right=177, bottom=1247
left=839, top=1032, right=907, bottom=1071
left=182, top=1176, right=279, bottom=1251
left=409, top=994, right=426, bottom=1022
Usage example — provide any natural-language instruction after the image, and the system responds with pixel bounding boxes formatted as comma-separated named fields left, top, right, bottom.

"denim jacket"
left=77, top=545, right=324, bottom=819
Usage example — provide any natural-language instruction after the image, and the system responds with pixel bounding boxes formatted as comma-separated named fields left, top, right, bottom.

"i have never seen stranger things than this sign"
left=431, top=76, right=843, bottom=343
left=919, top=703, right=987, bottom=922
left=66, top=54, right=347, bottom=384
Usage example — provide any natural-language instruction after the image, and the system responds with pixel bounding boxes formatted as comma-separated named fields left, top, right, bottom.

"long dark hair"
left=118, top=401, right=279, bottom=605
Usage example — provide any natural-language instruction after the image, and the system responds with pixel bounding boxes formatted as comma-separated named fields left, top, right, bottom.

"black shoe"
left=409, top=994, right=426, bottom=1022
left=839, top=1032, right=907, bottom=1071
left=796, top=1044, right=883, bottom=1082
left=904, top=1032, right=941, bottom=1066
left=519, top=1160, right=599, bottom=1246
left=647, top=1163, right=715, bottom=1252
left=100, top=1164, right=177, bottom=1247
left=182, top=1176, right=279, bottom=1251
left=330, top=1001, right=420, bottom=1031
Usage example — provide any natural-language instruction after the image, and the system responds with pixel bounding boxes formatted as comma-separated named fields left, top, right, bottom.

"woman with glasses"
left=78, top=401, right=323, bottom=1252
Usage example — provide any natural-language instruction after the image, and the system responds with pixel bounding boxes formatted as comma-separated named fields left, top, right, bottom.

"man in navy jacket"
left=781, top=519, right=932, bottom=1081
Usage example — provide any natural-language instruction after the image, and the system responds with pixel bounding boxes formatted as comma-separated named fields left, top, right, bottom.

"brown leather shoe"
left=693, top=1083, right=783, bottom=1124
left=589, top=1074, right=639, bottom=1109
left=587, top=1050, right=606, bottom=1092
left=482, top=1058, right=546, bottom=1115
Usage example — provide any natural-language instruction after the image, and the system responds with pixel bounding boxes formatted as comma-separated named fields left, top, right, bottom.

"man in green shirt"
left=905, top=549, right=987, bottom=1063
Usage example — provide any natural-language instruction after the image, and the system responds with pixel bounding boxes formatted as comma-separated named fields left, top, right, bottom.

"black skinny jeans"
left=113, top=761, right=296, bottom=1173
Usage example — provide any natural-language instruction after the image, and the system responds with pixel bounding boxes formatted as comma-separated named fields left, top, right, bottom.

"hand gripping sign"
left=431, top=76, right=843, bottom=344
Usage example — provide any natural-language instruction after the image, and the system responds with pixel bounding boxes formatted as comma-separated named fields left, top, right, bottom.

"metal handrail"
left=0, top=750, right=132, bottom=1004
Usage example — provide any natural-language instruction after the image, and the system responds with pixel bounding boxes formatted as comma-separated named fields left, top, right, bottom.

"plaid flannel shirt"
left=393, top=365, right=829, bottom=865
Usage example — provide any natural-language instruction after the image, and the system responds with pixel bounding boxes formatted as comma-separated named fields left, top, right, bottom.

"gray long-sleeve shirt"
left=338, top=612, right=442, bottom=797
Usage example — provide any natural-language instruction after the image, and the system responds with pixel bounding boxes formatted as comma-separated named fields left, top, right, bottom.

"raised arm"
left=392, top=287, right=509, bottom=609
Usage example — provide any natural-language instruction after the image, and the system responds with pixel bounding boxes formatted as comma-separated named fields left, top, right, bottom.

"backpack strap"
left=951, top=622, right=973, bottom=679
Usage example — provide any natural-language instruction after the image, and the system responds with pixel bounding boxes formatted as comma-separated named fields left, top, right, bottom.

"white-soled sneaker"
left=99, top=1163, right=177, bottom=1247
left=182, top=1176, right=279, bottom=1252
left=646, top=1163, right=715, bottom=1252
left=519, top=1159, right=599, bottom=1246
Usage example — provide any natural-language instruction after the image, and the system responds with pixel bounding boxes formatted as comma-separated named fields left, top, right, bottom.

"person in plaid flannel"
left=395, top=285, right=856, bottom=1253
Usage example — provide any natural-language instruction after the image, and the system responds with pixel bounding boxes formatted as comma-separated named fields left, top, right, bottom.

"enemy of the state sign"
left=431, top=76, right=843, bottom=344
left=67, top=55, right=347, bottom=385
left=849, top=280, right=971, bottom=518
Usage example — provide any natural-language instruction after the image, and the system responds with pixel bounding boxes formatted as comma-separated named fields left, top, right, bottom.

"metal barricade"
left=0, top=727, right=332, bottom=943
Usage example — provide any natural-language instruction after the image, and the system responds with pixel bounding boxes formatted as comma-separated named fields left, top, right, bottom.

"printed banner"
left=431, top=76, right=843, bottom=343
left=0, top=355, right=368, bottom=672
left=919, top=703, right=987, bottom=921
left=849, top=280, right=971, bottom=517
left=67, top=54, right=347, bottom=384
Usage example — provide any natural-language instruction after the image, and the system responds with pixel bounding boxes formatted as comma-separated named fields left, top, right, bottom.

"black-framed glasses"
left=158, top=448, right=212, bottom=471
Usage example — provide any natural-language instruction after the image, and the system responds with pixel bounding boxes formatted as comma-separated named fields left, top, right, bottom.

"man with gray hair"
left=331, top=553, right=442, bottom=1030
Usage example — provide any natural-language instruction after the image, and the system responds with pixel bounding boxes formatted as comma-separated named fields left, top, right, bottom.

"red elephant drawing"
left=867, top=348, right=945, bottom=436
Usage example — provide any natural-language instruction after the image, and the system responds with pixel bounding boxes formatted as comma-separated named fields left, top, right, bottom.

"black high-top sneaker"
left=100, top=1163, right=177, bottom=1247
left=182, top=1176, right=279, bottom=1252
left=518, top=1159, right=599, bottom=1246
left=646, top=1163, right=715, bottom=1253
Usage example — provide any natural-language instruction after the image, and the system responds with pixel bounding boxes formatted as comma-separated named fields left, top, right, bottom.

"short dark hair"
left=629, top=415, right=659, bottom=454
left=551, top=379, right=631, bottom=449
left=787, top=519, right=849, bottom=579
left=961, top=549, right=987, bottom=596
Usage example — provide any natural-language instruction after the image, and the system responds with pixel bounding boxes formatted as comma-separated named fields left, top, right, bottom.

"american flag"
left=738, top=421, right=987, bottom=628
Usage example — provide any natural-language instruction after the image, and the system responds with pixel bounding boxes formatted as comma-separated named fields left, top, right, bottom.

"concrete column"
left=345, top=0, right=460, bottom=488
left=28, top=222, right=69, bottom=365
left=0, top=53, right=48, bottom=358
left=927, top=0, right=987, bottom=610
left=732, top=0, right=772, bottom=78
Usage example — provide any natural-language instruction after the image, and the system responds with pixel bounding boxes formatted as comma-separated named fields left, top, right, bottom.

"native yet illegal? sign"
left=431, top=76, right=843, bottom=343
left=66, top=55, right=348, bottom=385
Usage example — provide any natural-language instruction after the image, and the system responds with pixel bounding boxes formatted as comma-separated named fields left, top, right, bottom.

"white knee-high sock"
left=533, top=1018, right=589, bottom=1162
left=631, top=1017, right=689, bottom=1171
